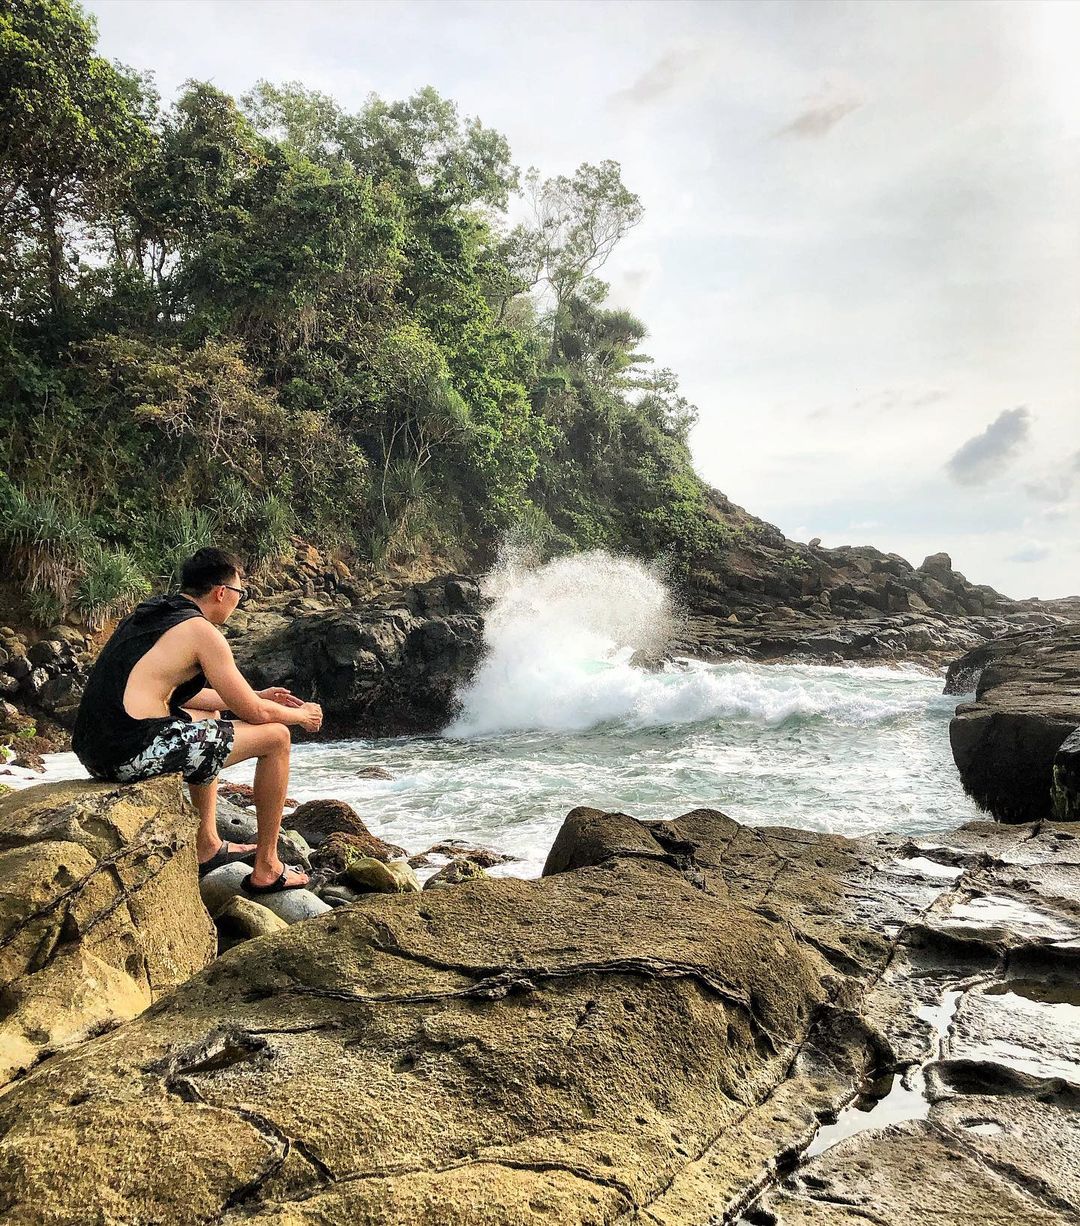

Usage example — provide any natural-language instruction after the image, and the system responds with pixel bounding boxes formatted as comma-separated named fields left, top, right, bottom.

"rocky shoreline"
left=0, top=782, right=1075, bottom=1223
left=2, top=542, right=1078, bottom=757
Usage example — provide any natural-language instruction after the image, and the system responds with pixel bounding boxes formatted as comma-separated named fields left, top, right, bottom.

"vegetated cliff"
left=11, top=0, right=1076, bottom=678
left=0, top=784, right=1076, bottom=1224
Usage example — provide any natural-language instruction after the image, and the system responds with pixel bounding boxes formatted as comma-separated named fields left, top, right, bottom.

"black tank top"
left=72, top=594, right=209, bottom=774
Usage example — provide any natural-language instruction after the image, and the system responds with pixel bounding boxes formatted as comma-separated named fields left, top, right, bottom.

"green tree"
left=516, top=161, right=643, bottom=331
left=0, top=0, right=153, bottom=325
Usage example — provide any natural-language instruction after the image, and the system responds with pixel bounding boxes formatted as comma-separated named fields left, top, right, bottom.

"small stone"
left=0, top=675, right=18, bottom=697
left=214, top=896, right=289, bottom=945
left=311, top=830, right=407, bottom=872
left=24, top=668, right=50, bottom=698
left=342, top=857, right=420, bottom=894
left=38, top=674, right=76, bottom=711
left=7, top=657, right=30, bottom=681
left=355, top=766, right=394, bottom=781
left=278, top=829, right=312, bottom=870
left=319, top=884, right=361, bottom=908
left=424, top=858, right=488, bottom=891
left=46, top=626, right=86, bottom=647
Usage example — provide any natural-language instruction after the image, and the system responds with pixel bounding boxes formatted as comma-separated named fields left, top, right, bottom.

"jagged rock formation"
left=949, top=625, right=1080, bottom=822
left=0, top=793, right=1075, bottom=1224
left=677, top=497, right=1075, bottom=664
left=0, top=778, right=214, bottom=1088
left=690, top=492, right=1012, bottom=622
left=233, top=574, right=483, bottom=738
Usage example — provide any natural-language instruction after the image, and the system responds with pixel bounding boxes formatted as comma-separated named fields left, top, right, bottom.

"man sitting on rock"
left=72, top=547, right=322, bottom=894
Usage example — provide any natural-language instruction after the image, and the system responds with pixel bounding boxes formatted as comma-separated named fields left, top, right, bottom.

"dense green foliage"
left=0, top=0, right=724, bottom=625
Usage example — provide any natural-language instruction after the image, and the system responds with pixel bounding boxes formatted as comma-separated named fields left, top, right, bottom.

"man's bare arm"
left=184, top=688, right=226, bottom=712
left=191, top=623, right=320, bottom=728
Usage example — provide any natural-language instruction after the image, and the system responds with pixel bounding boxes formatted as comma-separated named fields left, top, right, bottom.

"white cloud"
left=1008, top=543, right=1052, bottom=564
left=945, top=408, right=1032, bottom=487
left=775, top=84, right=863, bottom=139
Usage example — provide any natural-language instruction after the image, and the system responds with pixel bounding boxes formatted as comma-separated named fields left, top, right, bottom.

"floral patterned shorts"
left=111, top=718, right=235, bottom=786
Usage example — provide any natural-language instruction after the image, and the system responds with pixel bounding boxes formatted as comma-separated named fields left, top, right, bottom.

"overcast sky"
left=85, top=0, right=1080, bottom=598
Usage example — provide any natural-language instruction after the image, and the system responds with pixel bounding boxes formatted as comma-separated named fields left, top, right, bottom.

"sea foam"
left=446, top=549, right=928, bottom=738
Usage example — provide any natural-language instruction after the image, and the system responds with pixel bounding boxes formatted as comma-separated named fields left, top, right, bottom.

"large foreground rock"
left=0, top=778, right=214, bottom=1088
left=949, top=625, right=1080, bottom=821
left=0, top=801, right=1075, bottom=1224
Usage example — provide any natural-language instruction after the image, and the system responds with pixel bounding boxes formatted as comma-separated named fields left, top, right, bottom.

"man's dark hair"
left=180, top=548, right=244, bottom=596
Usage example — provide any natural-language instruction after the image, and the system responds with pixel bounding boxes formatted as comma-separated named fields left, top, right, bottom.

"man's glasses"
left=222, top=584, right=249, bottom=604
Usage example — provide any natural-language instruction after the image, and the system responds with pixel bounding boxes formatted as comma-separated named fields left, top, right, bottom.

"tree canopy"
left=0, top=0, right=723, bottom=627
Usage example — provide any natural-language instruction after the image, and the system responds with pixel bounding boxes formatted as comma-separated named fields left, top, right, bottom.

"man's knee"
left=266, top=722, right=291, bottom=753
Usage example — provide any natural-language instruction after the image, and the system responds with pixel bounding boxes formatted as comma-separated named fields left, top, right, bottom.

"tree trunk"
left=36, top=186, right=66, bottom=325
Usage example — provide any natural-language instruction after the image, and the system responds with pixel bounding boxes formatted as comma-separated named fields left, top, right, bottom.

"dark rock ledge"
left=0, top=784, right=1076, bottom=1224
left=949, top=625, right=1080, bottom=823
left=232, top=574, right=483, bottom=739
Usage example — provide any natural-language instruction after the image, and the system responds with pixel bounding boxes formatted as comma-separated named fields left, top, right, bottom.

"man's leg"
left=183, top=707, right=256, bottom=867
left=222, top=720, right=307, bottom=888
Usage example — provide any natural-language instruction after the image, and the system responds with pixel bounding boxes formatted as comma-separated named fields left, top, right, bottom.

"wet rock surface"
left=949, top=625, right=1080, bottom=822
left=747, top=818, right=1080, bottom=1226
left=0, top=791, right=1074, bottom=1224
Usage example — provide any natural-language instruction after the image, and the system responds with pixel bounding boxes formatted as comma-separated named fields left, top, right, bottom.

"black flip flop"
left=242, top=868, right=308, bottom=895
left=198, top=842, right=257, bottom=879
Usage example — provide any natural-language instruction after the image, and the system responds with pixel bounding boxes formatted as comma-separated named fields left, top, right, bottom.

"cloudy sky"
left=85, top=0, right=1080, bottom=598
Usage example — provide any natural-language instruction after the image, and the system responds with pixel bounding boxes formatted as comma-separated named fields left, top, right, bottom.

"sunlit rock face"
left=0, top=777, right=214, bottom=1088
left=0, top=790, right=1074, bottom=1226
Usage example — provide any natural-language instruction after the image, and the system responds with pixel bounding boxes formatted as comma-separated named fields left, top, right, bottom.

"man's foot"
left=197, top=840, right=258, bottom=878
left=244, top=865, right=310, bottom=893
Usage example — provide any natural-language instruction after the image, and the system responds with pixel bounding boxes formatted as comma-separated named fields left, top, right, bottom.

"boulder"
left=199, top=860, right=331, bottom=924
left=232, top=575, right=484, bottom=737
left=0, top=777, right=214, bottom=1088
left=342, top=856, right=421, bottom=893
left=290, top=798, right=405, bottom=858
left=918, top=551, right=953, bottom=581
left=355, top=765, right=395, bottom=780
left=216, top=799, right=311, bottom=868
left=424, top=857, right=488, bottom=890
left=310, top=829, right=407, bottom=873
left=949, top=625, right=1080, bottom=821
left=1052, top=728, right=1080, bottom=821
left=425, top=838, right=516, bottom=868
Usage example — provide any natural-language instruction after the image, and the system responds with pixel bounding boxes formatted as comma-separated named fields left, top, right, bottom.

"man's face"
left=213, top=572, right=247, bottom=623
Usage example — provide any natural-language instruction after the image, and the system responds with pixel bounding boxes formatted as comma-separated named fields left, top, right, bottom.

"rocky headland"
left=0, top=781, right=1076, bottom=1224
